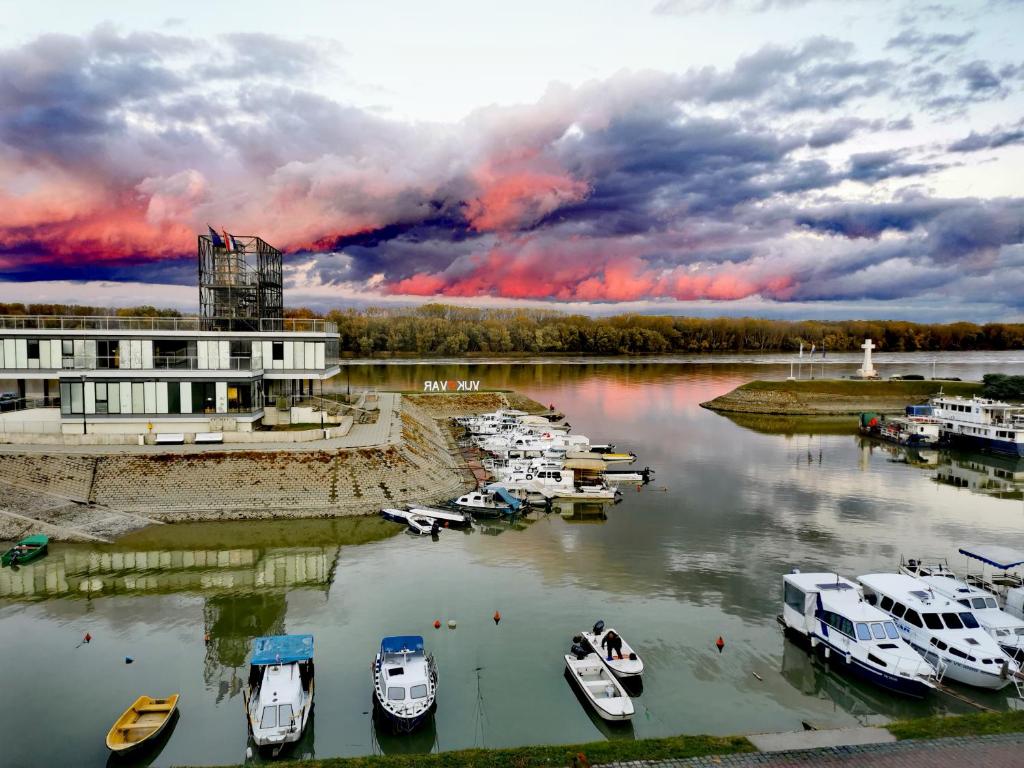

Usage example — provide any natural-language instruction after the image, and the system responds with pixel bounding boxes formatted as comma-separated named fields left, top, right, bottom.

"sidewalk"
left=601, top=732, right=1024, bottom=767
left=0, top=393, right=400, bottom=455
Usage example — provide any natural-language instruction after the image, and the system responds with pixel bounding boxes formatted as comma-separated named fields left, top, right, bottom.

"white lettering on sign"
left=423, top=380, right=481, bottom=392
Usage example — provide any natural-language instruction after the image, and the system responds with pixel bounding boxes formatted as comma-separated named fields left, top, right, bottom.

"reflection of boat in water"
left=933, top=452, right=1024, bottom=498
left=779, top=634, right=936, bottom=721
left=558, top=501, right=609, bottom=524
left=371, top=709, right=437, bottom=755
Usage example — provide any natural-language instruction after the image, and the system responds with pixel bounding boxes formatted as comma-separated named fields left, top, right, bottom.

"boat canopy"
left=381, top=635, right=424, bottom=654
left=491, top=486, right=522, bottom=510
left=564, top=458, right=607, bottom=472
left=959, top=545, right=1024, bottom=570
left=251, top=634, right=314, bottom=665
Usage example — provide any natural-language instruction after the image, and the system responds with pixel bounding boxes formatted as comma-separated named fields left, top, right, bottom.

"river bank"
left=0, top=391, right=540, bottom=542
left=700, top=379, right=982, bottom=415
left=187, top=711, right=1024, bottom=768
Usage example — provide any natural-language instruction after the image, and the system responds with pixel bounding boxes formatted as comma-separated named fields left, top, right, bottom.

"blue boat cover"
left=381, top=635, right=424, bottom=654
left=491, top=486, right=522, bottom=511
left=251, top=634, right=314, bottom=665
left=959, top=545, right=1024, bottom=570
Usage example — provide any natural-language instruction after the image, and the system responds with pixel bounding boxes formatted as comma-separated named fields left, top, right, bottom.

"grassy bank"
left=702, top=378, right=982, bottom=415
left=887, top=710, right=1024, bottom=740
left=188, top=710, right=1024, bottom=768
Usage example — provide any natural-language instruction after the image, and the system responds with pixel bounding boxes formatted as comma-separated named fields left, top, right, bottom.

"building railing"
left=0, top=315, right=337, bottom=334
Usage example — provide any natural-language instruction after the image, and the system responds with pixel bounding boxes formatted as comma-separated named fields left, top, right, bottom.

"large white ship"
left=930, top=396, right=1024, bottom=457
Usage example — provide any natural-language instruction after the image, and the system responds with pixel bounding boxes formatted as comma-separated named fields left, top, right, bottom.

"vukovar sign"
left=423, top=380, right=481, bottom=392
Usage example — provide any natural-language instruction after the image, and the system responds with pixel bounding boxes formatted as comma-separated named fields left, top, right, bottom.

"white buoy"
left=447, top=619, right=457, bottom=629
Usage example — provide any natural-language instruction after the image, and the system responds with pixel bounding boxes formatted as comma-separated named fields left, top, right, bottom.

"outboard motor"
left=592, top=620, right=605, bottom=636
left=570, top=641, right=588, bottom=660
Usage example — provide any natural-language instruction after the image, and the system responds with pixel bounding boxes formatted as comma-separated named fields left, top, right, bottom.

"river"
left=2, top=352, right=1024, bottom=767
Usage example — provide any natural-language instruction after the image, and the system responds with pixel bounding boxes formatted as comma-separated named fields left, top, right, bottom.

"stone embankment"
left=702, top=379, right=982, bottom=416
left=0, top=392, right=532, bottom=542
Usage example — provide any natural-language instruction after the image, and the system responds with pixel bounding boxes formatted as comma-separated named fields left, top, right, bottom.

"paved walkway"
left=600, top=732, right=1024, bottom=767
left=0, top=393, right=400, bottom=454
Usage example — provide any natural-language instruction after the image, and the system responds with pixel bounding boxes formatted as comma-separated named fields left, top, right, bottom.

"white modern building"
left=0, top=234, right=340, bottom=435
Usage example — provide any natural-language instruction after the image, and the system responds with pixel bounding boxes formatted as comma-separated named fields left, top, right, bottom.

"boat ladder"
left=1012, top=672, right=1024, bottom=700
left=934, top=657, right=949, bottom=684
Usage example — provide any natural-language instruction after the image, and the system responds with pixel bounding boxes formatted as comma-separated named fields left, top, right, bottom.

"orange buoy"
left=433, top=619, right=441, bottom=629
left=493, top=610, right=501, bottom=625
left=716, top=636, right=725, bottom=653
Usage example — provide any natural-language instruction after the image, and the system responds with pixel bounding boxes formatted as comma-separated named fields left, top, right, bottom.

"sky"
left=1, top=0, right=1023, bottom=321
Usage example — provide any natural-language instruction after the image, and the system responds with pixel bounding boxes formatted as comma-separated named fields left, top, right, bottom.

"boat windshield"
left=410, top=684, right=428, bottom=699
left=885, top=622, right=899, bottom=639
left=856, top=623, right=871, bottom=641
left=871, top=623, right=887, bottom=640
left=960, top=612, right=980, bottom=629
left=387, top=686, right=405, bottom=701
left=942, top=613, right=964, bottom=629
left=278, top=704, right=293, bottom=725
left=260, top=706, right=277, bottom=729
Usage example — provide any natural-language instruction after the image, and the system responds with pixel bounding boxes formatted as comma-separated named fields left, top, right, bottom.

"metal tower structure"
left=198, top=234, right=284, bottom=331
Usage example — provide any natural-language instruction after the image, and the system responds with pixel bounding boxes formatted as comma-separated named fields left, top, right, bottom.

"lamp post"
left=346, top=363, right=351, bottom=399
left=80, top=374, right=87, bottom=435
left=319, top=377, right=324, bottom=431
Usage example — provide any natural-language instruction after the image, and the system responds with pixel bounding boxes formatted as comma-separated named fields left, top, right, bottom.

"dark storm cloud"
left=949, top=120, right=1024, bottom=151
left=846, top=150, right=940, bottom=182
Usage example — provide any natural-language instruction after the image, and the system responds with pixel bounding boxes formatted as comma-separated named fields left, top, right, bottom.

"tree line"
left=4, top=302, right=1024, bottom=356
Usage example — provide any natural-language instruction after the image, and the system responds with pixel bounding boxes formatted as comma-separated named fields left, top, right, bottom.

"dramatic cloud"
left=1, top=19, right=1023, bottom=316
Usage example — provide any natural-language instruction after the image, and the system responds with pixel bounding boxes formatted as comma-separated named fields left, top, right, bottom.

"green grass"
left=189, top=734, right=754, bottom=768
left=722, top=413, right=858, bottom=436
left=886, top=710, right=1024, bottom=741
left=740, top=379, right=982, bottom=397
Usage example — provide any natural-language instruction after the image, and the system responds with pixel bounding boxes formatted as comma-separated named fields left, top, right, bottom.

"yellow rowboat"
left=105, top=694, right=180, bottom=754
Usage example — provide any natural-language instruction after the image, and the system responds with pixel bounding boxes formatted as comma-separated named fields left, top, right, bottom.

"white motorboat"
left=245, top=635, right=315, bottom=751
left=959, top=544, right=1024, bottom=620
left=581, top=621, right=644, bottom=678
left=405, top=505, right=471, bottom=528
left=564, top=646, right=634, bottom=721
left=859, top=573, right=1021, bottom=691
left=603, top=467, right=654, bottom=484
left=782, top=572, right=936, bottom=697
left=918, top=573, right=1024, bottom=665
left=373, top=635, right=437, bottom=733
left=568, top=484, right=620, bottom=501
left=406, top=514, right=436, bottom=536
left=451, top=487, right=521, bottom=517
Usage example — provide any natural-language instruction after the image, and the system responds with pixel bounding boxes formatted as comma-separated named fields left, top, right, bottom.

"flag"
left=222, top=230, right=234, bottom=252
left=207, top=226, right=224, bottom=248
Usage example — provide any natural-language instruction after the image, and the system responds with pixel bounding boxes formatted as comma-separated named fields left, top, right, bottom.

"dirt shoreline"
left=0, top=391, right=544, bottom=542
left=701, top=379, right=983, bottom=416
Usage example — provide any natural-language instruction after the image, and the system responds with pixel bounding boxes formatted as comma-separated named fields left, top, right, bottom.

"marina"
left=3, top=356, right=1024, bottom=766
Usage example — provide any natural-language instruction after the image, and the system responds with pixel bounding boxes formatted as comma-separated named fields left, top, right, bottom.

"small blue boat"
left=372, top=636, right=437, bottom=733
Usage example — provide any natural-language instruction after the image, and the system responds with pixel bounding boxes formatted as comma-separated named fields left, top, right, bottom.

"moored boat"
left=405, top=505, right=472, bottom=527
left=244, top=635, right=315, bottom=752
left=930, top=395, right=1024, bottom=457
left=581, top=621, right=644, bottom=678
left=859, top=573, right=1019, bottom=691
left=451, top=487, right=521, bottom=517
left=105, top=694, right=180, bottom=754
left=782, top=572, right=937, bottom=698
left=373, top=635, right=437, bottom=733
left=2, top=534, right=49, bottom=567
left=564, top=643, right=634, bottom=721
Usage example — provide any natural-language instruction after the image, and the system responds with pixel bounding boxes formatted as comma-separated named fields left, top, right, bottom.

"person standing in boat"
left=601, top=630, right=623, bottom=660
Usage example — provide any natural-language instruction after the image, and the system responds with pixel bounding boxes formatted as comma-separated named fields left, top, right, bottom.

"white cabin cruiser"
left=405, top=505, right=472, bottom=527
left=564, top=643, right=634, bottom=721
left=581, top=621, right=644, bottom=678
left=782, top=572, right=936, bottom=697
left=859, top=573, right=1020, bottom=691
left=373, top=635, right=437, bottom=733
left=930, top=395, right=1024, bottom=457
left=245, top=635, right=315, bottom=752
left=918, top=574, right=1024, bottom=664
left=451, top=486, right=521, bottom=517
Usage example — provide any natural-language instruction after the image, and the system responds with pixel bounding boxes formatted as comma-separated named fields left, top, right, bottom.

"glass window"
left=272, top=341, right=284, bottom=361
left=410, top=684, right=428, bottom=699
left=108, top=382, right=120, bottom=414
left=884, top=622, right=899, bottom=639
left=904, top=609, right=922, bottom=628
left=260, top=706, right=277, bottom=729
left=784, top=582, right=805, bottom=612
left=387, top=686, right=405, bottom=701
left=70, top=382, right=83, bottom=414
left=941, top=613, right=964, bottom=630
left=871, top=623, right=887, bottom=640
left=959, top=612, right=980, bottom=629
left=972, top=598, right=987, bottom=609
left=94, top=382, right=108, bottom=414
left=856, top=623, right=871, bottom=641
left=985, top=598, right=997, bottom=609
left=131, top=382, right=144, bottom=414
left=27, top=339, right=39, bottom=359
left=949, top=647, right=968, bottom=659
left=277, top=704, right=293, bottom=726
left=923, top=614, right=943, bottom=630
left=60, top=382, right=71, bottom=415
left=841, top=618, right=855, bottom=637
left=891, top=602, right=907, bottom=618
